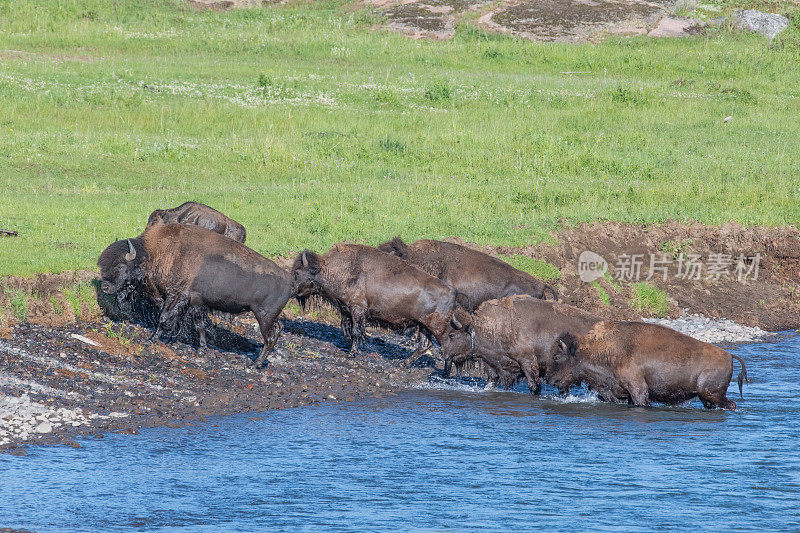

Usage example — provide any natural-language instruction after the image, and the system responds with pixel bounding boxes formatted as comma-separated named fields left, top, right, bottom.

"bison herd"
left=98, top=201, right=749, bottom=410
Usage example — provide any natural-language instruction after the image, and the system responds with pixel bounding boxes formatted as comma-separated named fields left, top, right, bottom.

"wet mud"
left=0, top=316, right=432, bottom=454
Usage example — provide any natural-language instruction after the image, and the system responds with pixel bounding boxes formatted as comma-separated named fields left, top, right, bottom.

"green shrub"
left=631, top=282, right=668, bottom=317
left=423, top=79, right=452, bottom=103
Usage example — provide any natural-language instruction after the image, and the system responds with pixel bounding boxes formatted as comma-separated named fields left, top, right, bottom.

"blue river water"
left=1, top=333, right=799, bottom=531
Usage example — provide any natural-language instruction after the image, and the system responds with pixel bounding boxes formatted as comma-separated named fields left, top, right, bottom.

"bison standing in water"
left=442, top=295, right=600, bottom=392
left=378, top=237, right=558, bottom=308
left=291, top=243, right=471, bottom=363
left=98, top=224, right=292, bottom=368
left=550, top=321, right=749, bottom=409
left=146, top=201, right=247, bottom=243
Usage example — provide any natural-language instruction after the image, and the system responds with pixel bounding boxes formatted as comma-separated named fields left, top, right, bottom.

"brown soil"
left=490, top=221, right=800, bottom=330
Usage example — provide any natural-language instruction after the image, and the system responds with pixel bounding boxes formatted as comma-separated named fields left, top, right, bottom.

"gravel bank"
left=0, top=318, right=431, bottom=454
left=644, top=313, right=773, bottom=343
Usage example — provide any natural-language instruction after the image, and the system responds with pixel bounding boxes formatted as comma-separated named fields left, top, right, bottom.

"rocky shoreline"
left=1, top=311, right=789, bottom=454
left=0, top=317, right=431, bottom=455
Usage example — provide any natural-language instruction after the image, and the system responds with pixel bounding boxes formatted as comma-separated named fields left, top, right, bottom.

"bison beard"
left=98, top=224, right=292, bottom=367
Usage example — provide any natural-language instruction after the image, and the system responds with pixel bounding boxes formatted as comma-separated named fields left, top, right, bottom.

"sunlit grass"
left=0, top=0, right=798, bottom=275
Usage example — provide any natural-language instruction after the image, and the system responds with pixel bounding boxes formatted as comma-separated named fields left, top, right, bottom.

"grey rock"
left=732, top=10, right=789, bottom=39
left=35, top=421, right=53, bottom=434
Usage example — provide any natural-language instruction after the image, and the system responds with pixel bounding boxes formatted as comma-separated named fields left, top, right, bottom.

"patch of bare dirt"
left=487, top=221, right=800, bottom=330
left=368, top=0, right=701, bottom=41
left=479, top=0, right=673, bottom=41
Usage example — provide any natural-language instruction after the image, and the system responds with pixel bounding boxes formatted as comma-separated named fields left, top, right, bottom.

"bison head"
left=97, top=238, right=146, bottom=303
left=376, top=236, right=408, bottom=259
left=146, top=209, right=168, bottom=228
left=439, top=310, right=475, bottom=376
left=291, top=250, right=322, bottom=309
left=549, top=332, right=580, bottom=394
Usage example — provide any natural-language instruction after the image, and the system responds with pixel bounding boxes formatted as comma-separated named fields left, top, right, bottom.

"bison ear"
left=124, top=240, right=137, bottom=262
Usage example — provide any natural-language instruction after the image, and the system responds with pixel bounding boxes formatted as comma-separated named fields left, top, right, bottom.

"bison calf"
left=292, top=243, right=470, bottom=363
left=147, top=201, right=247, bottom=243
left=98, top=224, right=291, bottom=367
left=550, top=321, right=749, bottom=409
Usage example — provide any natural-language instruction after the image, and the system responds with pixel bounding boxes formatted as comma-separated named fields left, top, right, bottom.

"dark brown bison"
left=292, top=243, right=471, bottom=362
left=378, top=237, right=558, bottom=309
left=442, top=295, right=600, bottom=392
left=146, top=201, right=247, bottom=243
left=550, top=321, right=749, bottom=409
left=98, top=224, right=292, bottom=367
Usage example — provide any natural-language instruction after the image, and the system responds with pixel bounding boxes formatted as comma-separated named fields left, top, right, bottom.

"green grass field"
left=1, top=0, right=798, bottom=275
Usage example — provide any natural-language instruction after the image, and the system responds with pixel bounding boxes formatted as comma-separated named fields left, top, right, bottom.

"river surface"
left=2, top=333, right=799, bottom=531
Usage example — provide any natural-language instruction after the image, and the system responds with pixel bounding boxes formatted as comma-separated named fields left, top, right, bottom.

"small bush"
left=631, top=282, right=668, bottom=317
left=483, top=48, right=503, bottom=60
left=424, top=79, right=452, bottom=103
left=609, top=84, right=647, bottom=106
left=9, top=290, right=27, bottom=322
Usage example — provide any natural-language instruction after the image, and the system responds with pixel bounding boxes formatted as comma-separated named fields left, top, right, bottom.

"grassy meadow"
left=0, top=0, right=799, bottom=275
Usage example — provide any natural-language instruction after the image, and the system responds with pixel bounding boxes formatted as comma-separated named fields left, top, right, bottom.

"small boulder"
left=732, top=10, right=789, bottom=39
left=35, top=421, right=52, bottom=434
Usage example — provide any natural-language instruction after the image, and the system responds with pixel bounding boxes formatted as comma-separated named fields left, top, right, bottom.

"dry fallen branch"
left=0, top=228, right=18, bottom=237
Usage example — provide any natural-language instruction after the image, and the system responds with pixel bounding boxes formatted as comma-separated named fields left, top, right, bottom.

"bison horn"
left=451, top=314, right=462, bottom=330
left=559, top=339, right=568, bottom=353
left=301, top=251, right=309, bottom=268
left=124, top=239, right=136, bottom=262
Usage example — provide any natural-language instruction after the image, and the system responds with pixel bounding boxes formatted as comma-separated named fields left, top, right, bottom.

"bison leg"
left=348, top=307, right=367, bottom=355
left=624, top=380, right=651, bottom=407
left=484, top=365, right=499, bottom=390
left=250, top=307, right=284, bottom=368
left=416, top=328, right=433, bottom=356
left=151, top=294, right=187, bottom=341
left=521, top=359, right=541, bottom=395
left=699, top=390, right=736, bottom=410
left=340, top=315, right=354, bottom=345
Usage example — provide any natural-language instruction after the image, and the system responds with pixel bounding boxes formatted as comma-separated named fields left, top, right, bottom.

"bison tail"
left=543, top=284, right=559, bottom=301
left=731, top=354, right=749, bottom=398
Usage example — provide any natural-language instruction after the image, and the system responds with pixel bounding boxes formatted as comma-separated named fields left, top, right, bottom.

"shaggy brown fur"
left=378, top=237, right=558, bottom=309
left=551, top=321, right=749, bottom=409
left=292, top=243, right=471, bottom=361
left=98, top=224, right=291, bottom=367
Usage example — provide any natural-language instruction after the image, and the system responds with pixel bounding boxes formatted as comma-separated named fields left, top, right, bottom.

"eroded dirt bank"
left=492, top=221, right=800, bottom=331
left=1, top=221, right=798, bottom=453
